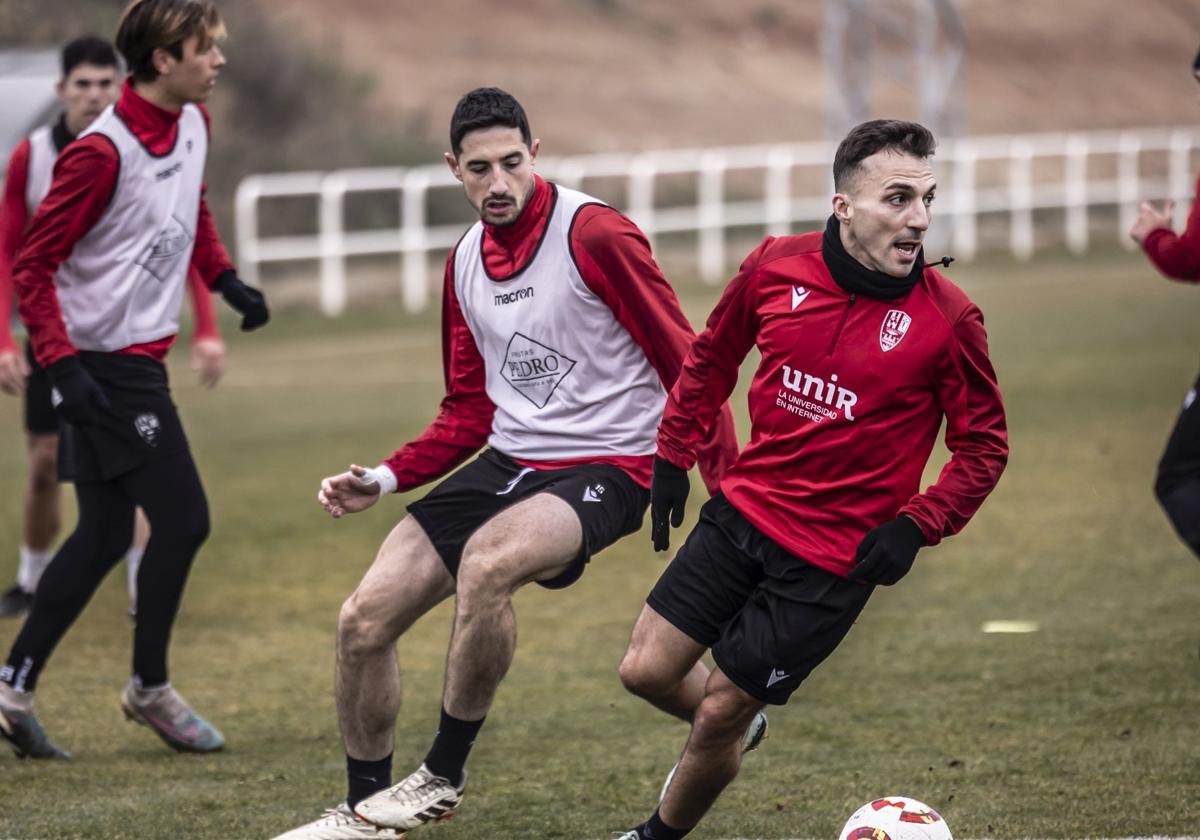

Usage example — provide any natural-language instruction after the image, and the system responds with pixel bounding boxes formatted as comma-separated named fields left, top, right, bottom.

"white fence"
left=235, top=126, right=1200, bottom=315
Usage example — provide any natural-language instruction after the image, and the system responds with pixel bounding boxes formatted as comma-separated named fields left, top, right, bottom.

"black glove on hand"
left=215, top=270, right=270, bottom=331
left=650, top=455, right=691, bottom=552
left=47, top=356, right=111, bottom=426
left=846, top=515, right=925, bottom=586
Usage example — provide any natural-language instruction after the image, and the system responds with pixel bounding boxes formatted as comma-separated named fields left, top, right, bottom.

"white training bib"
left=53, top=103, right=207, bottom=352
left=454, top=184, right=666, bottom=461
left=24, top=125, right=56, bottom=213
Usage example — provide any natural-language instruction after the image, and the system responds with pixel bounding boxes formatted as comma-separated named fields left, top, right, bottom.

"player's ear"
left=832, top=192, right=853, bottom=224
left=528, top=138, right=540, bottom=164
left=150, top=46, right=175, bottom=77
left=444, top=152, right=463, bottom=182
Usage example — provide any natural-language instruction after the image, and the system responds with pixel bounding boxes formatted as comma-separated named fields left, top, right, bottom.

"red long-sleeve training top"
left=381, top=175, right=738, bottom=492
left=1142, top=174, right=1200, bottom=282
left=658, top=232, right=1009, bottom=577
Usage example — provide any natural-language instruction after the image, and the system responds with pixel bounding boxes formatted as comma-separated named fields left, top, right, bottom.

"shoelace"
left=385, top=769, right=450, bottom=804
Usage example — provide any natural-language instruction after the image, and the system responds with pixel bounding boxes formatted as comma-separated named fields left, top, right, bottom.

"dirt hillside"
left=273, top=0, right=1199, bottom=154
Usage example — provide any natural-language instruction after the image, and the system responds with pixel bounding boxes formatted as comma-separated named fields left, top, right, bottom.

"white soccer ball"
left=838, top=796, right=953, bottom=840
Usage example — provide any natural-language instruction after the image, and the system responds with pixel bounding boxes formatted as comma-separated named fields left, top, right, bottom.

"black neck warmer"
left=821, top=215, right=923, bottom=300
left=51, top=114, right=75, bottom=154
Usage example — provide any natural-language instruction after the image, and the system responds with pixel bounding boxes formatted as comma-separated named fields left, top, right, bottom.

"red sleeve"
left=190, top=186, right=235, bottom=288
left=186, top=265, right=219, bottom=340
left=899, top=304, right=1008, bottom=544
left=0, top=140, right=31, bottom=352
left=382, top=247, right=495, bottom=491
left=1142, top=175, right=1200, bottom=281
left=14, top=135, right=119, bottom=367
left=657, top=238, right=768, bottom=473
left=571, top=205, right=737, bottom=493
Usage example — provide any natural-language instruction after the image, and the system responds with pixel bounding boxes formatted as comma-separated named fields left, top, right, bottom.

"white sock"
left=125, top=545, right=144, bottom=605
left=16, top=545, right=54, bottom=593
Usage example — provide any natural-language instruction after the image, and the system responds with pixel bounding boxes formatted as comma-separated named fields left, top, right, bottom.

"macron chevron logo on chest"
left=502, top=332, right=577, bottom=408
left=791, top=285, right=811, bottom=311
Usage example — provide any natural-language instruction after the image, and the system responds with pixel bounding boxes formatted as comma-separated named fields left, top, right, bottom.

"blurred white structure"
left=0, top=49, right=59, bottom=164
left=236, top=126, right=1200, bottom=315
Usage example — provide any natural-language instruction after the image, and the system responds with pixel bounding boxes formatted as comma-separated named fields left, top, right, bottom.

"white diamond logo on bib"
left=502, top=332, right=577, bottom=408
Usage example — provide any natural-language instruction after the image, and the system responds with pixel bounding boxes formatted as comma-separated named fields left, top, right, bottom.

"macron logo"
left=582, top=484, right=605, bottom=503
left=766, top=668, right=789, bottom=688
left=790, top=286, right=810, bottom=311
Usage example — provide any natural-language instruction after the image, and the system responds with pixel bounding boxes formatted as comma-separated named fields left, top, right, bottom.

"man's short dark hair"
left=62, top=35, right=119, bottom=78
left=833, top=120, right=937, bottom=191
left=449, top=87, right=532, bottom=156
left=115, top=0, right=225, bottom=83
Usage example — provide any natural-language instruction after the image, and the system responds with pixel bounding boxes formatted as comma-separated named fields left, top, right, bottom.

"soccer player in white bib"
left=0, top=35, right=227, bottom=621
left=272, top=88, right=738, bottom=838
left=0, top=0, right=267, bottom=760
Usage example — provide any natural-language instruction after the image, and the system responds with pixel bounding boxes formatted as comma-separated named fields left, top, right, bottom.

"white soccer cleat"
left=268, top=803, right=404, bottom=839
left=658, top=709, right=768, bottom=802
left=352, top=764, right=464, bottom=830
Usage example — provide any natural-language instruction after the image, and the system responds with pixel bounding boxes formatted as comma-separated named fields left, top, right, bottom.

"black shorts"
left=23, top=341, right=57, bottom=436
left=1158, top=364, right=1200, bottom=487
left=408, top=448, right=650, bottom=590
left=647, top=494, right=872, bottom=705
left=58, top=352, right=190, bottom=484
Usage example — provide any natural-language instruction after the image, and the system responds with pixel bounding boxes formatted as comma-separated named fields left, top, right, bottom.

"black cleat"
left=0, top=585, right=33, bottom=619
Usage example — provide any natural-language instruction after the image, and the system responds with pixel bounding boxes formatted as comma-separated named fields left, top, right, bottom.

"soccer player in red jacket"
left=1127, top=47, right=1200, bottom=561
left=0, top=0, right=267, bottom=761
left=614, top=120, right=1009, bottom=840
left=273, top=88, right=738, bottom=839
left=0, top=35, right=226, bottom=620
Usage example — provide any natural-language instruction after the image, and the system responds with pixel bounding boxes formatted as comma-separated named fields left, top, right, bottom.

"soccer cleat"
left=353, top=764, right=464, bottom=830
left=0, top=584, right=34, bottom=618
left=268, top=803, right=405, bottom=839
left=0, top=692, right=70, bottom=759
left=658, top=710, right=768, bottom=802
left=611, top=832, right=644, bottom=840
left=120, top=681, right=225, bottom=753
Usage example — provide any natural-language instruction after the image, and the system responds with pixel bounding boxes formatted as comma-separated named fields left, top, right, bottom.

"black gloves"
left=47, top=356, right=111, bottom=426
left=650, top=455, right=690, bottom=552
left=846, top=515, right=925, bottom=586
left=215, top=270, right=270, bottom=331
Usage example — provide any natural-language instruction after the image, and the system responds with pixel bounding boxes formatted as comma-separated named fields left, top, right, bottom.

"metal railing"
left=235, top=126, right=1200, bottom=315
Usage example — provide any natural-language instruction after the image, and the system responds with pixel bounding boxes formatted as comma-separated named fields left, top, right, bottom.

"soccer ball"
left=838, top=796, right=952, bottom=840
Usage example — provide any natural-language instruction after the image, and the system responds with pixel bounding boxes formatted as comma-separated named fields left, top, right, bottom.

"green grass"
left=0, top=247, right=1198, bottom=839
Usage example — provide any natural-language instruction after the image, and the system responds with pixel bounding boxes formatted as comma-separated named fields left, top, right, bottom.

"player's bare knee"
left=618, top=648, right=669, bottom=699
left=28, top=445, right=58, bottom=495
left=456, top=548, right=518, bottom=610
left=692, top=690, right=759, bottom=746
left=337, top=595, right=392, bottom=659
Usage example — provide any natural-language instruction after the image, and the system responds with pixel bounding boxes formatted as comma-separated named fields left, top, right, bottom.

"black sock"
left=422, top=707, right=485, bottom=787
left=640, top=808, right=692, bottom=840
left=346, top=752, right=392, bottom=810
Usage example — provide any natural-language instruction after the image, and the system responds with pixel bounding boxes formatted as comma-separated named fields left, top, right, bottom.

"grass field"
left=0, top=247, right=1197, bottom=840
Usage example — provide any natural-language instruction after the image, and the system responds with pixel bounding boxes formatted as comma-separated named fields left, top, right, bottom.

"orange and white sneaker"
left=353, top=764, right=464, bottom=830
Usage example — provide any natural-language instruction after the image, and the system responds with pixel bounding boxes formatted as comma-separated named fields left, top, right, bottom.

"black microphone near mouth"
left=921, top=255, right=955, bottom=269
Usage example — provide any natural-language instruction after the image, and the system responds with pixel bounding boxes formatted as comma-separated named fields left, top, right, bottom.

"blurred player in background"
left=1128, top=46, right=1200, bottom=562
left=0, top=35, right=226, bottom=621
left=272, top=87, right=737, bottom=839
left=0, top=0, right=267, bottom=760
left=614, top=120, right=1008, bottom=840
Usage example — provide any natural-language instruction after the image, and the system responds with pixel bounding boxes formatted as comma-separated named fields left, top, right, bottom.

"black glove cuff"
left=896, top=515, right=926, bottom=548
left=653, top=454, right=688, bottom=478
left=213, top=269, right=239, bottom=295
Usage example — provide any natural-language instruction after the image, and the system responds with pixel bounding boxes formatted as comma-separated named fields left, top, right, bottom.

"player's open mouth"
left=485, top=200, right=512, bottom=213
left=894, top=241, right=920, bottom=259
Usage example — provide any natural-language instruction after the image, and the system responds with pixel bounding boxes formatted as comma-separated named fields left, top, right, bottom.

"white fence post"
left=401, top=169, right=431, bottom=313
left=318, top=174, right=347, bottom=316
left=234, top=178, right=262, bottom=288
left=698, top=152, right=726, bottom=284
left=1065, top=133, right=1090, bottom=255
left=628, top=155, right=658, bottom=253
left=952, top=143, right=977, bottom=261
left=765, top=146, right=793, bottom=237
left=1117, top=132, right=1141, bottom=251
left=1169, top=129, right=1193, bottom=229
left=1008, top=139, right=1034, bottom=261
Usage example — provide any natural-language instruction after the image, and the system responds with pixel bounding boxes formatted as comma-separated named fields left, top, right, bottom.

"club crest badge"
left=879, top=310, right=912, bottom=352
left=134, top=413, right=161, bottom=447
